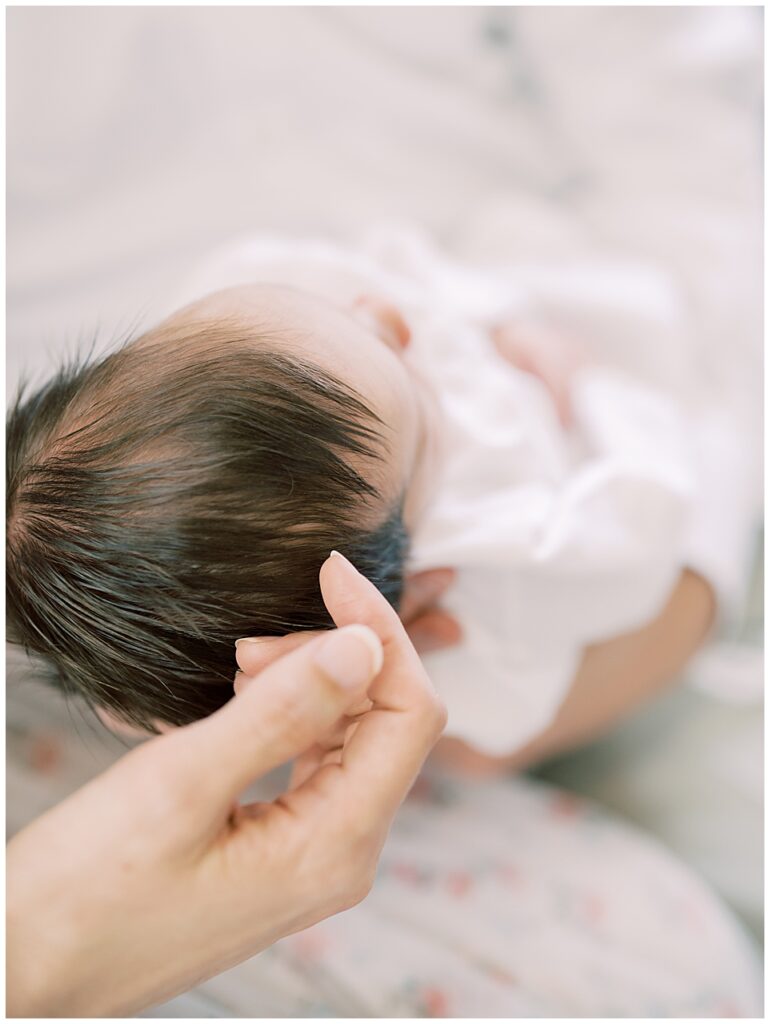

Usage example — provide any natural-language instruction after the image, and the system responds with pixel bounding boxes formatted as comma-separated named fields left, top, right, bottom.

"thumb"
left=164, top=623, right=383, bottom=808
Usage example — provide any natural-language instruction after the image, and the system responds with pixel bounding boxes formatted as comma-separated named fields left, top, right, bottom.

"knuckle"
left=432, top=695, right=449, bottom=735
left=337, top=865, right=376, bottom=912
left=411, top=681, right=448, bottom=736
left=328, top=800, right=373, bottom=849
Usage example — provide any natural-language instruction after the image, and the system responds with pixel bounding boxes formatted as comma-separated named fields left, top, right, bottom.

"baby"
left=6, top=230, right=756, bottom=752
left=7, top=285, right=429, bottom=731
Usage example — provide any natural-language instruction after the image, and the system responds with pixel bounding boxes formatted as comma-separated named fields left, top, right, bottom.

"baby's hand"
left=490, top=319, right=588, bottom=427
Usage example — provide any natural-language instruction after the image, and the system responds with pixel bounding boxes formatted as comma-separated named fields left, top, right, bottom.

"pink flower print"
left=582, top=891, right=606, bottom=925
left=549, top=791, right=585, bottom=819
left=391, top=860, right=428, bottom=887
left=288, top=926, right=331, bottom=962
left=496, top=863, right=522, bottom=888
left=28, top=733, right=63, bottom=775
left=419, top=985, right=450, bottom=1017
left=446, top=870, right=473, bottom=898
left=485, top=963, right=517, bottom=987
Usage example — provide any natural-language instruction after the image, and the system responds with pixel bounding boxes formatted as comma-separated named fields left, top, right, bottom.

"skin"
left=7, top=552, right=447, bottom=1017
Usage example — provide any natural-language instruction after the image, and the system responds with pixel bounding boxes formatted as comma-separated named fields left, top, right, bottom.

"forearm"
left=510, top=568, right=715, bottom=767
left=433, top=569, right=716, bottom=777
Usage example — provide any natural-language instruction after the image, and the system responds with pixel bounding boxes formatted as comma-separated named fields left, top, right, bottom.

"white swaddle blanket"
left=171, top=229, right=757, bottom=755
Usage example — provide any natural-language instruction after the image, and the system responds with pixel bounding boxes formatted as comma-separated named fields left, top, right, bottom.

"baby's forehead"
left=167, top=281, right=350, bottom=339
left=152, top=281, right=420, bottom=473
left=142, top=283, right=328, bottom=355
left=131, top=282, right=421, bottom=505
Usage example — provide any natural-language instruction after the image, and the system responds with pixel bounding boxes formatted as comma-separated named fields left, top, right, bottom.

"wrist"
left=6, top=837, right=94, bottom=1017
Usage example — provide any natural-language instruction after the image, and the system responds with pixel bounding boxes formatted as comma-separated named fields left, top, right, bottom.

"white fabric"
left=156, top=773, right=762, bottom=1018
left=171, top=228, right=758, bottom=755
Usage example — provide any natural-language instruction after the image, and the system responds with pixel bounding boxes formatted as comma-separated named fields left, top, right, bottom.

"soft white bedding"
left=7, top=7, right=762, bottom=425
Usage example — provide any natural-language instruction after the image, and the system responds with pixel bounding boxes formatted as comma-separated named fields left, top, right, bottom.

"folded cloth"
left=170, top=228, right=758, bottom=755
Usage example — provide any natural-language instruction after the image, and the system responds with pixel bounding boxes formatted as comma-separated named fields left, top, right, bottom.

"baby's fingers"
left=406, top=608, right=462, bottom=654
left=399, top=568, right=456, bottom=625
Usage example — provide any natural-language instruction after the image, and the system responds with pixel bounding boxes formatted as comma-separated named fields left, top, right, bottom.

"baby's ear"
left=352, top=294, right=411, bottom=351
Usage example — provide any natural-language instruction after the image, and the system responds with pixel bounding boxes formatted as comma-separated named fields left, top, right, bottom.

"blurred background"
left=7, top=7, right=763, bottom=394
left=6, top=6, right=764, bottom=1013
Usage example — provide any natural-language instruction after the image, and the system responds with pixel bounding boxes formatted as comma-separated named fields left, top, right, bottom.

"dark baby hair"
left=6, top=318, right=408, bottom=731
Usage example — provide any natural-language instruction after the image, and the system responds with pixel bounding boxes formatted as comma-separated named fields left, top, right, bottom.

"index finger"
left=300, top=552, right=446, bottom=824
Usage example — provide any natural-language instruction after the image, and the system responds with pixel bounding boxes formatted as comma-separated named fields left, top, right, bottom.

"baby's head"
left=7, top=284, right=438, bottom=732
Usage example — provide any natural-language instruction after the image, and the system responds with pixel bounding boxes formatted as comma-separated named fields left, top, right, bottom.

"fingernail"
left=313, top=624, right=384, bottom=689
left=235, top=637, right=271, bottom=648
left=329, top=549, right=358, bottom=574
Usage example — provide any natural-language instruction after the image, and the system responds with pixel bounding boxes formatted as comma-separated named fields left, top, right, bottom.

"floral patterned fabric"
left=7, top=671, right=762, bottom=1018
left=191, top=772, right=761, bottom=1018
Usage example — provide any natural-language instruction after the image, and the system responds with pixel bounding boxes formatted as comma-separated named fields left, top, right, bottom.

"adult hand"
left=7, top=552, right=447, bottom=1018
left=232, top=568, right=459, bottom=784
left=233, top=567, right=461, bottom=683
left=232, top=567, right=458, bottom=795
